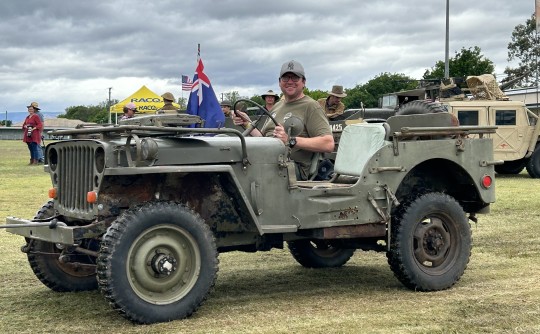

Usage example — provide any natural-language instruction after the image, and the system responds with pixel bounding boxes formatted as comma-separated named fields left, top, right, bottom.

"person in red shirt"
left=22, top=102, right=43, bottom=165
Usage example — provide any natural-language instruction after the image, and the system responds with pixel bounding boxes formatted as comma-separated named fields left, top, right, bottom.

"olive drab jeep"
left=3, top=108, right=497, bottom=324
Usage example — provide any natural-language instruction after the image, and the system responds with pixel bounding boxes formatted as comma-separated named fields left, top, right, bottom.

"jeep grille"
left=51, top=142, right=101, bottom=219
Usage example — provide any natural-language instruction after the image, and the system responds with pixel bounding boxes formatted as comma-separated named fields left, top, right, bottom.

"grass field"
left=1, top=139, right=539, bottom=334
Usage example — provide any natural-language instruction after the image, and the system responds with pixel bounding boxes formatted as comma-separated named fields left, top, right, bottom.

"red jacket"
left=22, top=113, right=43, bottom=144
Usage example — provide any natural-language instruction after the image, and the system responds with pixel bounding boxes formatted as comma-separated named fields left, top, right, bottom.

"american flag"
left=181, top=75, right=193, bottom=91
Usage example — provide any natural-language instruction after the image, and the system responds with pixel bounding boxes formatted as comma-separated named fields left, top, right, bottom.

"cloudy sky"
left=0, top=0, right=535, bottom=113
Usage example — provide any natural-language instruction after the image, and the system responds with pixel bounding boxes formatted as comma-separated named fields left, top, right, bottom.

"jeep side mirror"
left=284, top=116, right=303, bottom=137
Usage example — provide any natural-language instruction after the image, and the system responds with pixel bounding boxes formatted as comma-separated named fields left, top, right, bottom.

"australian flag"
left=186, top=59, right=225, bottom=128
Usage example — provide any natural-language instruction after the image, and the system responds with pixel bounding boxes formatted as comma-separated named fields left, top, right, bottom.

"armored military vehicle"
left=381, top=74, right=540, bottom=178
left=4, top=110, right=497, bottom=324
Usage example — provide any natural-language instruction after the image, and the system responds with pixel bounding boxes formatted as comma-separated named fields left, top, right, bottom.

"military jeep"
left=4, top=111, right=497, bottom=324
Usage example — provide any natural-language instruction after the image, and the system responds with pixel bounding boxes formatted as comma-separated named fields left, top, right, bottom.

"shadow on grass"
left=212, top=253, right=402, bottom=304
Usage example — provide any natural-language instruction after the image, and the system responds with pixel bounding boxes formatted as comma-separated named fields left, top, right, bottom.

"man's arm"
left=294, top=134, right=334, bottom=153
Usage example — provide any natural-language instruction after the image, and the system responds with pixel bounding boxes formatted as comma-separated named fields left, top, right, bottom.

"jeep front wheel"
left=287, top=240, right=355, bottom=268
left=27, top=201, right=98, bottom=292
left=387, top=193, right=471, bottom=291
left=97, top=202, right=218, bottom=324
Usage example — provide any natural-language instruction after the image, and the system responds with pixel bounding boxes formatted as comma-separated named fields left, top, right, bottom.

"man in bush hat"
left=318, top=85, right=347, bottom=119
left=157, top=92, right=179, bottom=114
left=261, top=89, right=280, bottom=111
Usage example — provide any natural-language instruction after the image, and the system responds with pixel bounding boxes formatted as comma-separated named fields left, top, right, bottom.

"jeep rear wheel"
left=97, top=202, right=218, bottom=324
left=387, top=193, right=471, bottom=291
left=287, top=240, right=355, bottom=268
left=526, top=146, right=540, bottom=178
left=27, top=201, right=98, bottom=292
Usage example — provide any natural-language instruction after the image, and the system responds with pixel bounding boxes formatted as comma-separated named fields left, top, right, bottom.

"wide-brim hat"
left=261, top=90, right=279, bottom=99
left=161, top=92, right=175, bottom=102
left=27, top=101, right=40, bottom=110
left=220, top=100, right=232, bottom=107
left=328, top=85, right=347, bottom=98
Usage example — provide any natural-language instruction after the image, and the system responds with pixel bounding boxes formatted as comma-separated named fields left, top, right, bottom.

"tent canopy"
left=110, top=85, right=180, bottom=113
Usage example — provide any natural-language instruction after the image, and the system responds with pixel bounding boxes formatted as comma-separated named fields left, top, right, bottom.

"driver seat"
left=308, top=153, right=321, bottom=180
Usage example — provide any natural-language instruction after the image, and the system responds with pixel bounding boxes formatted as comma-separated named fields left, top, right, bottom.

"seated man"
left=234, top=60, right=334, bottom=180
left=318, top=85, right=347, bottom=119
left=220, top=100, right=232, bottom=117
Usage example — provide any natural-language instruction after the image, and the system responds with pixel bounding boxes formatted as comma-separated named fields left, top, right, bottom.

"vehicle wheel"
left=27, top=201, right=98, bottom=292
left=287, top=240, right=355, bottom=268
left=386, top=193, right=471, bottom=291
left=396, top=100, right=444, bottom=115
left=495, top=159, right=527, bottom=175
left=526, top=146, right=540, bottom=178
left=97, top=202, right=218, bottom=324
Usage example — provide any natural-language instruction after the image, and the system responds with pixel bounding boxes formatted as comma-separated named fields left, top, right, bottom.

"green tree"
left=249, top=94, right=265, bottom=107
left=177, top=97, right=187, bottom=109
left=344, top=73, right=418, bottom=108
left=503, top=14, right=540, bottom=88
left=59, top=100, right=115, bottom=124
left=423, top=46, right=495, bottom=80
left=304, top=88, right=327, bottom=102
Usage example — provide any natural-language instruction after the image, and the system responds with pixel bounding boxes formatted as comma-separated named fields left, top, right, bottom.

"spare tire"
left=396, top=100, right=444, bottom=115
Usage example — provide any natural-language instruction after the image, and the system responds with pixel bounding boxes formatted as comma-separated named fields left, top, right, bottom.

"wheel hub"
left=151, top=252, right=177, bottom=276
left=424, top=229, right=445, bottom=255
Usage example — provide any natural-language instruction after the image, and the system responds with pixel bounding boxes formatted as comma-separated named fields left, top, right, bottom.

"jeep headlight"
left=140, top=138, right=158, bottom=161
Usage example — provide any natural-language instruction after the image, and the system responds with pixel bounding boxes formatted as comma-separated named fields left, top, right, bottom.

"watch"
left=288, top=136, right=297, bottom=148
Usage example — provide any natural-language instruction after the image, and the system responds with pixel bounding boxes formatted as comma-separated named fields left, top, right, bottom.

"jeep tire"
left=396, top=100, right=444, bottom=115
left=27, top=201, right=98, bottom=292
left=97, top=202, right=218, bottom=324
left=387, top=193, right=471, bottom=291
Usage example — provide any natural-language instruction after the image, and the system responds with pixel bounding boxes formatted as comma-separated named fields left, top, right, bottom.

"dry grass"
left=1, top=140, right=540, bottom=333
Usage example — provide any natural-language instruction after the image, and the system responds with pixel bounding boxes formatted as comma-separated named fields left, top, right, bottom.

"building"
left=505, top=86, right=540, bottom=114
left=0, top=118, right=87, bottom=140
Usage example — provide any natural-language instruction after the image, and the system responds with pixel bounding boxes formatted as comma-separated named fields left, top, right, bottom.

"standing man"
left=32, top=102, right=45, bottom=163
left=23, top=102, right=43, bottom=165
left=318, top=85, right=347, bottom=119
left=234, top=60, right=334, bottom=180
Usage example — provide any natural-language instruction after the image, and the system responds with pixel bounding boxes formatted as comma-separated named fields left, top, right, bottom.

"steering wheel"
left=233, top=99, right=279, bottom=136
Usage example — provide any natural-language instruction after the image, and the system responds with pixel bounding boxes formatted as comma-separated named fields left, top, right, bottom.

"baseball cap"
left=280, top=60, right=305, bottom=79
left=125, top=102, right=137, bottom=110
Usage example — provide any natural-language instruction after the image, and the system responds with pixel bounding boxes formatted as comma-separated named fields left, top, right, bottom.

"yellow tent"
left=110, top=85, right=180, bottom=114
